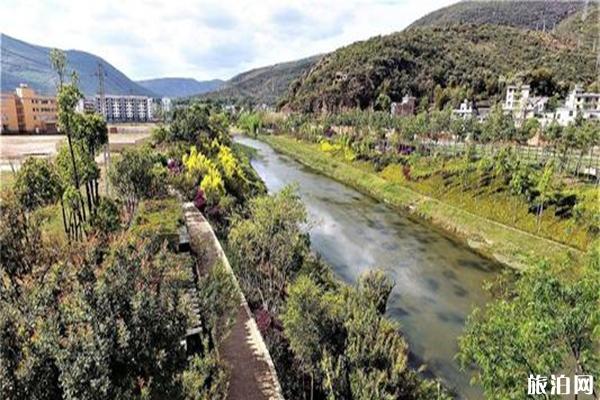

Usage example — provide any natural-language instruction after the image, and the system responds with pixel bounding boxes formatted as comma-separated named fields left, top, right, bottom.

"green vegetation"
left=261, top=135, right=585, bottom=268
left=227, top=187, right=450, bottom=399
left=153, top=103, right=265, bottom=234
left=0, top=83, right=256, bottom=399
left=130, top=198, right=183, bottom=250
left=0, top=190, right=231, bottom=398
left=197, top=55, right=322, bottom=106
left=0, top=170, right=14, bottom=191
left=408, top=1, right=586, bottom=31
left=282, top=21, right=597, bottom=112
left=458, top=247, right=600, bottom=399
left=249, top=109, right=598, bottom=251
left=109, top=145, right=168, bottom=217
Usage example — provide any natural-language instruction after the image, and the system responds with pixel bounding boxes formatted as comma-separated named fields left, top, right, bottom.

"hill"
left=555, top=2, right=600, bottom=48
left=281, top=21, right=598, bottom=113
left=136, top=77, right=224, bottom=98
left=408, top=0, right=588, bottom=31
left=1, top=33, right=154, bottom=97
left=199, top=55, right=322, bottom=105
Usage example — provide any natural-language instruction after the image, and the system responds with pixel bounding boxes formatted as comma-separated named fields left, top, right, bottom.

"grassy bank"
left=261, top=135, right=583, bottom=269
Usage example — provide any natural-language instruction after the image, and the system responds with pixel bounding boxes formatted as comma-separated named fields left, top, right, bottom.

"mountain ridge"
left=408, top=0, right=589, bottom=30
left=1, top=33, right=154, bottom=97
left=136, top=77, right=224, bottom=98
left=199, top=55, right=323, bottom=105
left=281, top=4, right=599, bottom=112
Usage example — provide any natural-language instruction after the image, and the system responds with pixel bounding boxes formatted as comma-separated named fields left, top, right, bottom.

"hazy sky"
left=2, top=0, right=457, bottom=81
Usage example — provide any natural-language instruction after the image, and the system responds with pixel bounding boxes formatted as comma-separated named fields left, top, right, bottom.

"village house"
left=503, top=84, right=548, bottom=123
left=391, top=95, right=417, bottom=116
left=554, top=84, right=600, bottom=126
left=452, top=99, right=490, bottom=122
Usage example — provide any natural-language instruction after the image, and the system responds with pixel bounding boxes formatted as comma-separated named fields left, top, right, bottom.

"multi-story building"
left=1, top=84, right=58, bottom=134
left=77, top=95, right=154, bottom=122
left=555, top=85, right=600, bottom=126
left=503, top=84, right=548, bottom=122
left=97, top=95, right=154, bottom=122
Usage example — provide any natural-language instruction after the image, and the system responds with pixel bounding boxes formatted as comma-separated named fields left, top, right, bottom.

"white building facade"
left=503, top=84, right=548, bottom=122
left=77, top=95, right=155, bottom=122
left=555, top=85, right=600, bottom=126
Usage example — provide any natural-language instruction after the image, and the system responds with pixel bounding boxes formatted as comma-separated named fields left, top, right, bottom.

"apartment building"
left=76, top=95, right=154, bottom=122
left=0, top=84, right=58, bottom=134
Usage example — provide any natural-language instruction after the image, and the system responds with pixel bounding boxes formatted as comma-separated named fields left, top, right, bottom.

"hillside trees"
left=282, top=23, right=597, bottom=112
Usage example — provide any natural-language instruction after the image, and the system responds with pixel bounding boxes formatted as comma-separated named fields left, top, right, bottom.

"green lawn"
left=262, top=135, right=584, bottom=270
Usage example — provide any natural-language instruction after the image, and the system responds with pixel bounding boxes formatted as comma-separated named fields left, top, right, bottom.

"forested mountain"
left=555, top=2, right=600, bottom=48
left=408, top=0, right=588, bottom=30
left=281, top=10, right=598, bottom=113
left=199, top=55, right=322, bottom=105
left=136, top=77, right=224, bottom=98
left=1, top=33, right=154, bottom=97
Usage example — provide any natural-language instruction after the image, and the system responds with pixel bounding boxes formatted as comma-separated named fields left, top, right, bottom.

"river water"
left=237, top=136, right=499, bottom=399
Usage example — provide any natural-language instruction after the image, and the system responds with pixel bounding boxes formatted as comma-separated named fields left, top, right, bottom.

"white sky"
left=1, top=0, right=458, bottom=81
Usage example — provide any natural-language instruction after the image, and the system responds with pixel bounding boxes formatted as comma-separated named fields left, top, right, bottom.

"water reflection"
left=236, top=137, right=499, bottom=399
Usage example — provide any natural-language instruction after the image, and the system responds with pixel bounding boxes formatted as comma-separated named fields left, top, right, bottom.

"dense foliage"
left=282, top=21, right=597, bottom=112
left=227, top=186, right=450, bottom=399
left=408, top=1, right=587, bottom=31
left=458, top=246, right=600, bottom=399
left=197, top=55, right=322, bottom=106
left=0, top=192, right=232, bottom=399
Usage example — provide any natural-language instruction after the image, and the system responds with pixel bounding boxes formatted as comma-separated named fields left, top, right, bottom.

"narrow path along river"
left=236, top=136, right=499, bottom=399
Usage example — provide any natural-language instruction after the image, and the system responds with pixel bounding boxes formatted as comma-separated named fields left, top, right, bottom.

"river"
left=236, top=136, right=499, bottom=399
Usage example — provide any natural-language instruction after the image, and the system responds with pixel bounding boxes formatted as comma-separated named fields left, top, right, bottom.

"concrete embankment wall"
left=182, top=202, right=284, bottom=400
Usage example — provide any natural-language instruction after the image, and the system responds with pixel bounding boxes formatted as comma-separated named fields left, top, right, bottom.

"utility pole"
left=95, top=62, right=110, bottom=195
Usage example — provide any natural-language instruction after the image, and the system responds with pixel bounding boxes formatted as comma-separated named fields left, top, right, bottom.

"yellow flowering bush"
left=200, top=167, right=225, bottom=205
left=217, top=145, right=240, bottom=180
left=183, top=146, right=216, bottom=177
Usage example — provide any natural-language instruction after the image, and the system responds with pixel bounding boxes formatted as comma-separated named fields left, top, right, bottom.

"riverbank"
left=260, top=135, right=582, bottom=270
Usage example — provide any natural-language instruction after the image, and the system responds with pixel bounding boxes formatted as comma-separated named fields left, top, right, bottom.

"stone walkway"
left=182, top=202, right=284, bottom=400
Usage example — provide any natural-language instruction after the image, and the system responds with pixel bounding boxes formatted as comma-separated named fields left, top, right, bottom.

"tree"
left=109, top=146, right=164, bottom=217
left=0, top=191, right=50, bottom=282
left=535, top=161, right=554, bottom=231
left=458, top=252, right=600, bottom=400
left=375, top=93, right=391, bottom=112
left=482, top=105, right=516, bottom=143
left=283, top=270, right=448, bottom=400
left=228, top=186, right=309, bottom=314
left=516, top=117, right=540, bottom=145
left=282, top=276, right=335, bottom=400
left=49, top=48, right=67, bottom=88
left=13, top=157, right=61, bottom=211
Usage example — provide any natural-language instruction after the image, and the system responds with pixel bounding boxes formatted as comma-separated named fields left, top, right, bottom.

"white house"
left=503, top=84, right=548, bottom=122
left=555, top=85, right=600, bottom=126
